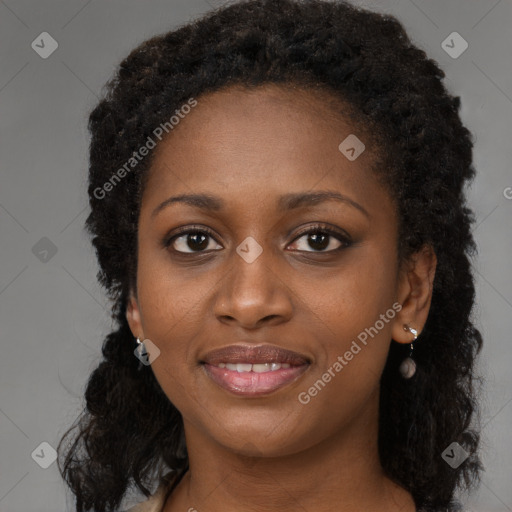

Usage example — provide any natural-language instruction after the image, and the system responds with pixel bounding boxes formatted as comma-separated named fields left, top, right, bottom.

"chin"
left=202, top=411, right=317, bottom=458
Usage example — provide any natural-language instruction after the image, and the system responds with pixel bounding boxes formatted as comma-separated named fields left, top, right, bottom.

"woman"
left=57, top=1, right=484, bottom=511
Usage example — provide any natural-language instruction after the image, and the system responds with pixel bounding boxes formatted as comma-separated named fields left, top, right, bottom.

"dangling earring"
left=400, top=325, right=418, bottom=379
left=135, top=337, right=147, bottom=371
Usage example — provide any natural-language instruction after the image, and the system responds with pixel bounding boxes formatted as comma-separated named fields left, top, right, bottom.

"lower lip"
left=203, top=363, right=309, bottom=396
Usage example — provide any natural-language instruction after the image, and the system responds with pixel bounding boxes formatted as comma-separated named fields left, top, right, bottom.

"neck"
left=164, top=391, right=415, bottom=512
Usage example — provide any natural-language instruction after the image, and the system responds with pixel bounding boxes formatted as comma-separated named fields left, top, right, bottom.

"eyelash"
left=162, top=223, right=353, bottom=255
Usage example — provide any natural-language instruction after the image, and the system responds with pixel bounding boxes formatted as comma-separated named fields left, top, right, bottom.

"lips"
left=202, top=344, right=310, bottom=366
left=201, top=344, right=310, bottom=396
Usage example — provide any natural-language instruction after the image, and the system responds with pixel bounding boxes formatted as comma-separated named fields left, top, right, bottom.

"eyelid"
left=163, top=222, right=352, bottom=253
left=291, top=223, right=352, bottom=245
left=162, top=224, right=221, bottom=249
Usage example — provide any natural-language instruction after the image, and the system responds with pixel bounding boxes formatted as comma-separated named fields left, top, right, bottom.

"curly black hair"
left=56, top=1, right=484, bottom=511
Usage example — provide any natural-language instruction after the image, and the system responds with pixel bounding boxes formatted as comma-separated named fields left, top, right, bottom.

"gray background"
left=0, top=0, right=511, bottom=511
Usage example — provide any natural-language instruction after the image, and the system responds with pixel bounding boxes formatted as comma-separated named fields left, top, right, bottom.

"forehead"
left=141, top=84, right=387, bottom=218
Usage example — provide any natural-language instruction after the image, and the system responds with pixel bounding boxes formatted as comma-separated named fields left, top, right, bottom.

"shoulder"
left=417, top=501, right=465, bottom=512
left=122, top=471, right=176, bottom=512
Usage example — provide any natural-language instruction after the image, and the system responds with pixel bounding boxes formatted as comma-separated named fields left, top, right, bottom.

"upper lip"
left=201, top=344, right=310, bottom=366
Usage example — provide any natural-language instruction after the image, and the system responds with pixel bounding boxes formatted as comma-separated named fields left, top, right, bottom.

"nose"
left=213, top=245, right=293, bottom=330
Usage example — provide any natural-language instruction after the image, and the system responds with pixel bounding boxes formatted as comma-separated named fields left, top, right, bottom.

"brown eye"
left=167, top=229, right=222, bottom=253
left=288, top=226, right=352, bottom=253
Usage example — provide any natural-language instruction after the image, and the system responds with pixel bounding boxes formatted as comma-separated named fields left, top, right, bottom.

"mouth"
left=200, top=344, right=311, bottom=396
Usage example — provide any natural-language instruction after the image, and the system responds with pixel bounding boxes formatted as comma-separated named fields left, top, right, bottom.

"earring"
left=400, top=325, right=418, bottom=379
left=135, top=337, right=147, bottom=371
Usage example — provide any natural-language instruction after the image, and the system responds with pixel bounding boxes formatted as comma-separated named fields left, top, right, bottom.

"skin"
left=126, top=84, right=437, bottom=512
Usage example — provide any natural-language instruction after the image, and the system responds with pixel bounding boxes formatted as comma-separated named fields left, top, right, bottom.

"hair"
left=57, top=1, right=484, bottom=511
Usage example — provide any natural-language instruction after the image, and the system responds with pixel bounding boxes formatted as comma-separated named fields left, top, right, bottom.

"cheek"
left=136, top=244, right=208, bottom=338
left=135, top=256, right=208, bottom=394
left=134, top=250, right=235, bottom=413
left=298, top=244, right=398, bottom=393
left=306, top=243, right=398, bottom=337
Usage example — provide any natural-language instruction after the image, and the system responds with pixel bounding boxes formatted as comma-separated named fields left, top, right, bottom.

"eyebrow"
left=151, top=190, right=370, bottom=219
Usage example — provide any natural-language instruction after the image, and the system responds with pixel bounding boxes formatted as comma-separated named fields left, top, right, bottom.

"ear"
left=391, top=244, right=437, bottom=344
left=126, top=289, right=144, bottom=340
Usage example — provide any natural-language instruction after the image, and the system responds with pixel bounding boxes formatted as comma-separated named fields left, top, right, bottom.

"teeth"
left=216, top=362, right=292, bottom=372
left=252, top=363, right=270, bottom=373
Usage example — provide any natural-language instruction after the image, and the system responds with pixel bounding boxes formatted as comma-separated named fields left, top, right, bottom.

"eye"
left=163, top=223, right=352, bottom=255
left=165, top=227, right=222, bottom=254
left=288, top=224, right=352, bottom=253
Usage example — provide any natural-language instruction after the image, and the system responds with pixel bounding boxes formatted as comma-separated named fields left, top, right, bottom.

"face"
left=126, top=84, right=431, bottom=457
